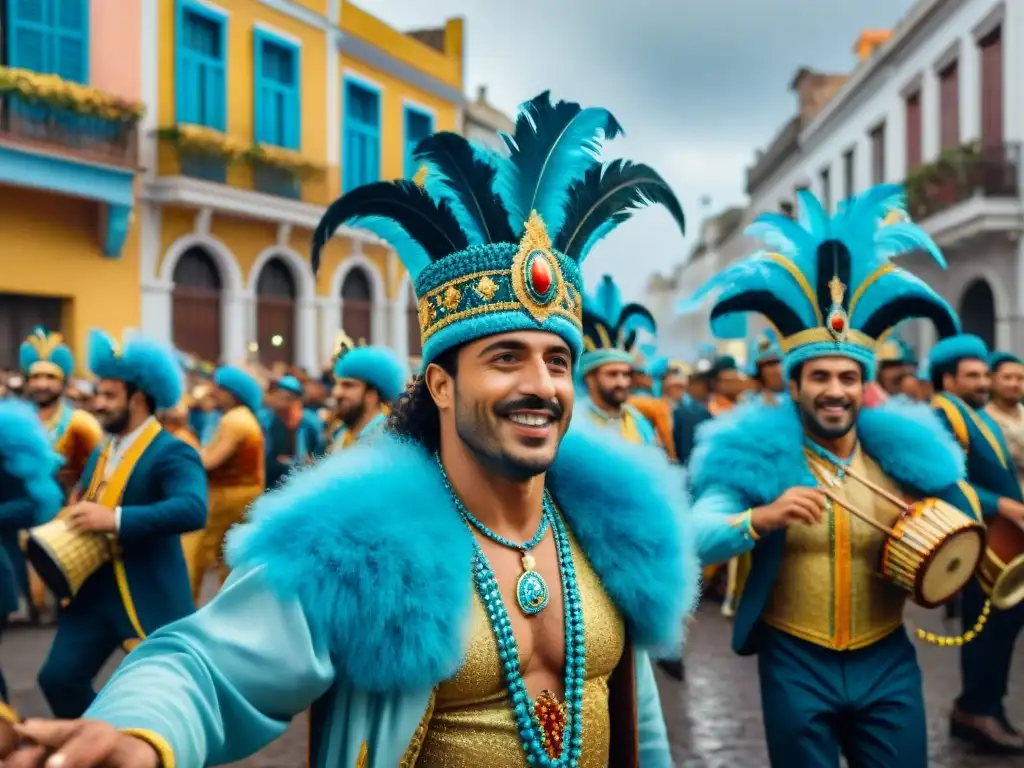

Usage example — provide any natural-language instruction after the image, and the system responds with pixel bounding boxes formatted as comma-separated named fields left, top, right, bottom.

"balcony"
left=0, top=69, right=142, bottom=257
left=906, top=141, right=1023, bottom=247
left=147, top=127, right=334, bottom=231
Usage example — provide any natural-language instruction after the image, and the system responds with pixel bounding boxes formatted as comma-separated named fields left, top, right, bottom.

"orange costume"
left=629, top=396, right=676, bottom=460
left=184, top=403, right=265, bottom=602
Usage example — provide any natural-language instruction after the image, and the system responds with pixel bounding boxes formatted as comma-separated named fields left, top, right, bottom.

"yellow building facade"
left=0, top=0, right=466, bottom=373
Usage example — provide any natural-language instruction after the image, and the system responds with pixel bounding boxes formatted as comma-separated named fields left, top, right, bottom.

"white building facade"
left=750, top=0, right=1024, bottom=356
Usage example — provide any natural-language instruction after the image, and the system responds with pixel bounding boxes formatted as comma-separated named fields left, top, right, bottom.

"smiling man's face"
left=790, top=356, right=863, bottom=439
left=438, top=331, right=575, bottom=480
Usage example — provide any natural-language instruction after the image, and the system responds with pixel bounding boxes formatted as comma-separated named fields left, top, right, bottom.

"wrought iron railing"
left=0, top=93, right=138, bottom=167
left=906, top=141, right=1021, bottom=220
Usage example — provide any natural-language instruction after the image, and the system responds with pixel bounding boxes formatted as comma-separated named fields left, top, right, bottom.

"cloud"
left=354, top=0, right=916, bottom=301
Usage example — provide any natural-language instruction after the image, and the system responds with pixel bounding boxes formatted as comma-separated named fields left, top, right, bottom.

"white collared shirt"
left=105, top=416, right=157, bottom=531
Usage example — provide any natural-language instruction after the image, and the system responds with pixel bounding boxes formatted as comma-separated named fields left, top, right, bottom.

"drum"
left=977, top=515, right=1024, bottom=609
left=25, top=519, right=112, bottom=600
left=881, top=498, right=985, bottom=608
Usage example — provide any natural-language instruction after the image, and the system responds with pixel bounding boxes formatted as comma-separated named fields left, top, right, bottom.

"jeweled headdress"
left=680, top=184, right=959, bottom=378
left=580, top=274, right=657, bottom=377
left=312, top=91, right=685, bottom=367
left=19, top=327, right=74, bottom=380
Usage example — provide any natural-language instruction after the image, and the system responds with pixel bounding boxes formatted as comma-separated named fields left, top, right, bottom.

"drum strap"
left=82, top=421, right=163, bottom=640
left=932, top=396, right=969, bottom=452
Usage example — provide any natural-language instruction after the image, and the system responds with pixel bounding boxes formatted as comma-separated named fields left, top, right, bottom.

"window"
left=343, top=79, right=381, bottom=192
left=842, top=149, right=855, bottom=200
left=254, top=30, right=300, bottom=149
left=819, top=167, right=831, bottom=212
left=939, top=61, right=960, bottom=150
left=403, top=106, right=434, bottom=178
left=905, top=91, right=922, bottom=170
left=5, top=0, right=89, bottom=82
left=176, top=0, right=227, bottom=130
left=979, top=26, right=1003, bottom=147
left=869, top=123, right=886, bottom=185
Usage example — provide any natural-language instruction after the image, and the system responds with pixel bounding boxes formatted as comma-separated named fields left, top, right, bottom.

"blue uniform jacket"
left=80, top=429, right=207, bottom=634
left=689, top=398, right=977, bottom=656
left=932, top=393, right=1022, bottom=511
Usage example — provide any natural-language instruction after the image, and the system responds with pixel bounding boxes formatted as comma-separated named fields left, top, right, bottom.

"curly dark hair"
left=387, top=348, right=458, bottom=452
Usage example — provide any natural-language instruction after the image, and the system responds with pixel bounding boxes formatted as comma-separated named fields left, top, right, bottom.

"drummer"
left=35, top=330, right=207, bottom=719
left=686, top=185, right=978, bottom=767
left=0, top=400, right=63, bottom=726
left=928, top=336, right=1024, bottom=754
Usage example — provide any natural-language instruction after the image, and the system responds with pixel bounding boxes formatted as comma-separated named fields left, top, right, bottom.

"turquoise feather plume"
left=494, top=91, right=623, bottom=238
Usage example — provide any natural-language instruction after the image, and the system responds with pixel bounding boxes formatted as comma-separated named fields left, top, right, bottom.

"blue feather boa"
left=689, top=397, right=966, bottom=503
left=227, top=419, right=696, bottom=692
left=0, top=400, right=64, bottom=524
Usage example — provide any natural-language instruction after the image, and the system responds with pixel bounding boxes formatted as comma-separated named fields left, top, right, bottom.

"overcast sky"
left=358, top=0, right=916, bottom=302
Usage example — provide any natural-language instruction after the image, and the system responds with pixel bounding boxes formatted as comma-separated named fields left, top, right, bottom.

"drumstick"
left=836, top=465, right=912, bottom=512
left=819, top=487, right=900, bottom=538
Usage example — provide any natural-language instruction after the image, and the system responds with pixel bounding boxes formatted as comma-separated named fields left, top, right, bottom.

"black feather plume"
left=311, top=181, right=469, bottom=276
left=412, top=132, right=515, bottom=244
left=555, top=160, right=686, bottom=262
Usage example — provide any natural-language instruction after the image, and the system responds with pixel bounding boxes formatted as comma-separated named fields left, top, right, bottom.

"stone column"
left=318, top=296, right=342, bottom=364
left=296, top=298, right=319, bottom=372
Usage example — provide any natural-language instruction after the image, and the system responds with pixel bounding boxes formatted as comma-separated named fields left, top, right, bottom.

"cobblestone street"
left=3, top=595, right=1023, bottom=767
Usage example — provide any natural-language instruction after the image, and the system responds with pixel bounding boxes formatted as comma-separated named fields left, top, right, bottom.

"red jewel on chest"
left=530, top=257, right=553, bottom=295
left=830, top=315, right=845, bottom=332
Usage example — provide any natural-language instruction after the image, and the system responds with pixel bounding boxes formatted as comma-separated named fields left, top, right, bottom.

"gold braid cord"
left=912, top=599, right=990, bottom=647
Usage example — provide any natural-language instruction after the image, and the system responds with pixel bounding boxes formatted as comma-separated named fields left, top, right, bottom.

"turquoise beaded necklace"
left=435, top=459, right=587, bottom=765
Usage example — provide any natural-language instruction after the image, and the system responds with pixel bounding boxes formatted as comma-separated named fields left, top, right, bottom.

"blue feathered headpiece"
left=88, top=330, right=184, bottom=410
left=746, top=327, right=782, bottom=376
left=213, top=366, right=264, bottom=414
left=311, top=91, right=686, bottom=368
left=0, top=400, right=64, bottom=525
left=928, top=334, right=989, bottom=376
left=333, top=346, right=409, bottom=402
left=19, top=326, right=74, bottom=380
left=876, top=325, right=917, bottom=367
left=580, top=274, right=656, bottom=377
left=679, top=184, right=960, bottom=379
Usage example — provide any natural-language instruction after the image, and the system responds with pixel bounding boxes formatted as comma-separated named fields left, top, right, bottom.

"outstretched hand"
left=0, top=719, right=159, bottom=768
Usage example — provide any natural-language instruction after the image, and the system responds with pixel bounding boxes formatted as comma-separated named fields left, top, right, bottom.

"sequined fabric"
left=415, top=529, right=625, bottom=767
left=762, top=449, right=907, bottom=650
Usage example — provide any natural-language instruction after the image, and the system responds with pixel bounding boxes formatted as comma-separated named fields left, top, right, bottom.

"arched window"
left=406, top=282, right=422, bottom=357
left=256, top=257, right=297, bottom=365
left=341, top=267, right=373, bottom=344
left=960, top=279, right=996, bottom=351
left=172, top=247, right=223, bottom=363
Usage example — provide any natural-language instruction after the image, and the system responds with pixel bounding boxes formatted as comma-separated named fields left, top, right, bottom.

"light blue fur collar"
left=689, top=397, right=966, bottom=504
left=228, top=421, right=695, bottom=693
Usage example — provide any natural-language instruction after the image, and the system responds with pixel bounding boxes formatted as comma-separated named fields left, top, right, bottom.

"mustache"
left=495, top=395, right=564, bottom=421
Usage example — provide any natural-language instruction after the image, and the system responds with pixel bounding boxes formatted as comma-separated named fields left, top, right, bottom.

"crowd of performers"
left=0, top=90, right=1021, bottom=767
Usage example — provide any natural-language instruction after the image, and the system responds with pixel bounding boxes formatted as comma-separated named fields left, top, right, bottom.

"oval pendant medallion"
left=516, top=569, right=550, bottom=615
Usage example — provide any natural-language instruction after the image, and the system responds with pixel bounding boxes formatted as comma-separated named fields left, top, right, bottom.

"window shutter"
left=8, top=0, right=52, bottom=73
left=52, top=0, right=88, bottom=83
left=253, top=34, right=266, bottom=143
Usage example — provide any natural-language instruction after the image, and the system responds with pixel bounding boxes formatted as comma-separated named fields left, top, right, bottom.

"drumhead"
left=920, top=528, right=984, bottom=606
left=992, top=553, right=1024, bottom=610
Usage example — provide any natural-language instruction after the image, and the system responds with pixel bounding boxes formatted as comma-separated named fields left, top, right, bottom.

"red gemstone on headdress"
left=530, top=256, right=553, bottom=296
left=830, top=315, right=845, bottom=332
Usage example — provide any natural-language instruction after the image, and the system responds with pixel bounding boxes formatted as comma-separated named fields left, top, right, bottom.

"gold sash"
left=83, top=420, right=163, bottom=640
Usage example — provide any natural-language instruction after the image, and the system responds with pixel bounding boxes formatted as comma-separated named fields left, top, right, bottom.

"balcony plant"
left=247, top=144, right=323, bottom=176
left=157, top=124, right=250, bottom=160
left=0, top=66, right=144, bottom=122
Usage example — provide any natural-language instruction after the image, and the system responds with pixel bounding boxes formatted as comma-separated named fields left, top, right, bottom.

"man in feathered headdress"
left=31, top=330, right=207, bottom=720
left=685, top=185, right=981, bottom=767
left=864, top=330, right=917, bottom=407
left=13, top=91, right=696, bottom=767
left=744, top=327, right=785, bottom=405
left=928, top=336, right=1024, bottom=753
left=18, top=328, right=103, bottom=491
left=183, top=365, right=265, bottom=603
left=577, top=275, right=659, bottom=445
left=0, top=400, right=63, bottom=732
left=630, top=355, right=689, bottom=460
left=327, top=334, right=408, bottom=452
